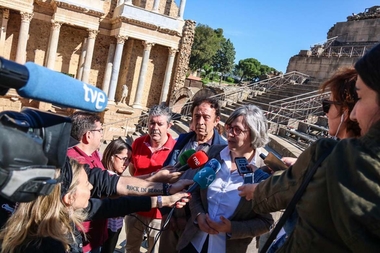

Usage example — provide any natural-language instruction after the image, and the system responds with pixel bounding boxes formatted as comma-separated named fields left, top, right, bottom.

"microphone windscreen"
left=193, top=166, right=216, bottom=189
left=187, top=151, right=208, bottom=169
left=205, top=158, right=221, bottom=173
left=17, top=62, right=108, bottom=112
left=187, top=166, right=216, bottom=193
left=177, top=149, right=196, bottom=167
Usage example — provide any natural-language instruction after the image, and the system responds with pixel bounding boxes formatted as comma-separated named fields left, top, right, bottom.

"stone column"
left=178, top=0, right=187, bottom=19
left=0, top=9, right=9, bottom=56
left=153, top=0, right=160, bottom=12
left=46, top=21, right=62, bottom=70
left=133, top=41, right=154, bottom=109
left=108, top=35, right=127, bottom=101
left=160, top=47, right=177, bottom=104
left=76, top=38, right=87, bottom=80
left=81, top=29, right=98, bottom=83
left=15, top=12, right=33, bottom=64
left=102, top=43, right=115, bottom=95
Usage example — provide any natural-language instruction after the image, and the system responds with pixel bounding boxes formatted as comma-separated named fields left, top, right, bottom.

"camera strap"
left=260, top=145, right=334, bottom=253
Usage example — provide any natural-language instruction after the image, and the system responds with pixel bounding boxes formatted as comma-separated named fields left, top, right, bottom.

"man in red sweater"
left=125, top=105, right=176, bottom=253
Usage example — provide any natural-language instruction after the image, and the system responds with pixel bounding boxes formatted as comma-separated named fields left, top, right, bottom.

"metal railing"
left=107, top=71, right=313, bottom=136
left=266, top=91, right=330, bottom=124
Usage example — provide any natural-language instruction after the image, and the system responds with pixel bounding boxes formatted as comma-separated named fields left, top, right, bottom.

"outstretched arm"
left=116, top=176, right=193, bottom=196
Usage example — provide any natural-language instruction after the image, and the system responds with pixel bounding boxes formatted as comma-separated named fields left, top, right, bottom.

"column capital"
left=20, top=12, right=33, bottom=22
left=116, top=35, right=128, bottom=44
left=168, top=47, right=178, bottom=56
left=50, top=20, right=63, bottom=30
left=142, top=41, right=154, bottom=51
left=87, top=29, right=99, bottom=39
left=2, top=9, right=9, bottom=19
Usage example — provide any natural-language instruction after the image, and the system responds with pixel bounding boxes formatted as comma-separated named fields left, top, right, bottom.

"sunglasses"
left=322, top=99, right=342, bottom=114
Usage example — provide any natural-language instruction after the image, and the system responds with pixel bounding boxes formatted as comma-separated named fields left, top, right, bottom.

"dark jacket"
left=160, top=129, right=227, bottom=218
left=18, top=196, right=152, bottom=253
left=253, top=121, right=380, bottom=252
left=84, top=164, right=119, bottom=198
left=163, top=129, right=227, bottom=167
left=177, top=144, right=273, bottom=252
left=0, top=163, right=120, bottom=230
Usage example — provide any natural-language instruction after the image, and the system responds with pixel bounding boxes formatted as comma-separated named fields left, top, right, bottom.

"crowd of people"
left=1, top=42, right=380, bottom=253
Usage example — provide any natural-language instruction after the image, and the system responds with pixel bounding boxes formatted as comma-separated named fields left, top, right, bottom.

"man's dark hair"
left=190, top=96, right=220, bottom=117
left=70, top=111, right=101, bottom=140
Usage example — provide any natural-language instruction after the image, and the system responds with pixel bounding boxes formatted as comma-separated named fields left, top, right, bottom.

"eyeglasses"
left=322, top=99, right=342, bottom=114
left=225, top=125, right=248, bottom=136
left=114, top=154, right=130, bottom=163
left=90, top=128, right=103, bottom=133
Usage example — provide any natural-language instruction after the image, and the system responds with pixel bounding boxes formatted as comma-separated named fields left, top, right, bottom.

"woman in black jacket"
left=0, top=159, right=190, bottom=253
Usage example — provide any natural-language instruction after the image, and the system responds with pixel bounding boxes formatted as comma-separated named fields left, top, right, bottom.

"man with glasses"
left=67, top=111, right=192, bottom=253
left=159, top=96, right=227, bottom=253
left=67, top=111, right=108, bottom=253
left=125, top=104, right=176, bottom=253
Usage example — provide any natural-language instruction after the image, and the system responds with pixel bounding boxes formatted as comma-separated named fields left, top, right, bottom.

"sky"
left=182, top=0, right=379, bottom=73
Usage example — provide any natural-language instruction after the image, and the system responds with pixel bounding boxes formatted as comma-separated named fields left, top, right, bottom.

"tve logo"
left=83, top=83, right=107, bottom=110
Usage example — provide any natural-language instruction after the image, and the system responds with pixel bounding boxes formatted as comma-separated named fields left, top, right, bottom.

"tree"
left=189, top=24, right=223, bottom=72
left=236, top=59, right=281, bottom=82
left=212, top=39, right=236, bottom=84
left=236, top=58, right=262, bottom=83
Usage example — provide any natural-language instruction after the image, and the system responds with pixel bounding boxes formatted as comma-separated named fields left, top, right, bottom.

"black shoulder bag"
left=260, top=147, right=333, bottom=253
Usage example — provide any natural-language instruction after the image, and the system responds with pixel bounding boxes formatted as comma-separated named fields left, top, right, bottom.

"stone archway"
left=169, top=86, right=200, bottom=113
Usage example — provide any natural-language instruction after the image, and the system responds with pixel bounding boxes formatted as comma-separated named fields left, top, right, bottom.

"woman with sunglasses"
left=281, top=67, right=361, bottom=168
left=177, top=105, right=273, bottom=253
left=320, top=67, right=361, bottom=140
left=101, top=138, right=132, bottom=253
left=266, top=67, right=362, bottom=252
left=238, top=43, right=380, bottom=252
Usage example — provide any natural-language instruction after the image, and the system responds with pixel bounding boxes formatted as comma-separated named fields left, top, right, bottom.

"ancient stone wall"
left=169, top=19, right=196, bottom=105
left=286, top=55, right=357, bottom=80
left=0, top=0, right=191, bottom=140
left=328, top=18, right=380, bottom=42
left=287, top=16, right=380, bottom=80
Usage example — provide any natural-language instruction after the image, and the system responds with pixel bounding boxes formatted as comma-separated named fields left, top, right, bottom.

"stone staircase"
left=122, top=72, right=330, bottom=158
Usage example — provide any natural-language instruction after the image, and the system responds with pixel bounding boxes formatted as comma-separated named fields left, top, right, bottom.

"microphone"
left=259, top=152, right=288, bottom=171
left=0, top=57, right=107, bottom=112
left=176, top=150, right=208, bottom=172
left=187, top=159, right=222, bottom=193
left=173, top=149, right=196, bottom=169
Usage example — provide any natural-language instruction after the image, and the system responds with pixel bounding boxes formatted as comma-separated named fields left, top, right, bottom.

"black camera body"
left=0, top=108, right=72, bottom=202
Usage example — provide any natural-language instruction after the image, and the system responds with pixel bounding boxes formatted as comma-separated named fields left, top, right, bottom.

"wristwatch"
left=157, top=195, right=163, bottom=208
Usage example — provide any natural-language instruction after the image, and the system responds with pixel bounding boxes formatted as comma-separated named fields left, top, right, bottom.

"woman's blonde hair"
left=0, top=159, right=87, bottom=253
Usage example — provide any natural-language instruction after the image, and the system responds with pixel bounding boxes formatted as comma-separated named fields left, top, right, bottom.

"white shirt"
left=191, top=146, right=258, bottom=253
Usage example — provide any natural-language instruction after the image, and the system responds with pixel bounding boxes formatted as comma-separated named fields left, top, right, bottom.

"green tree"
left=189, top=24, right=223, bottom=71
left=237, top=58, right=262, bottom=82
left=212, top=39, right=236, bottom=84
left=236, top=59, right=281, bottom=82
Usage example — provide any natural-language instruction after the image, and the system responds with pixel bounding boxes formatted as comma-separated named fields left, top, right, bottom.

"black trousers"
left=179, top=236, right=209, bottom=253
left=101, top=228, right=122, bottom=253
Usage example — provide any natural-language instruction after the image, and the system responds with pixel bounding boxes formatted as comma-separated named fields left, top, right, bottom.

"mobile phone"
left=234, top=157, right=252, bottom=175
